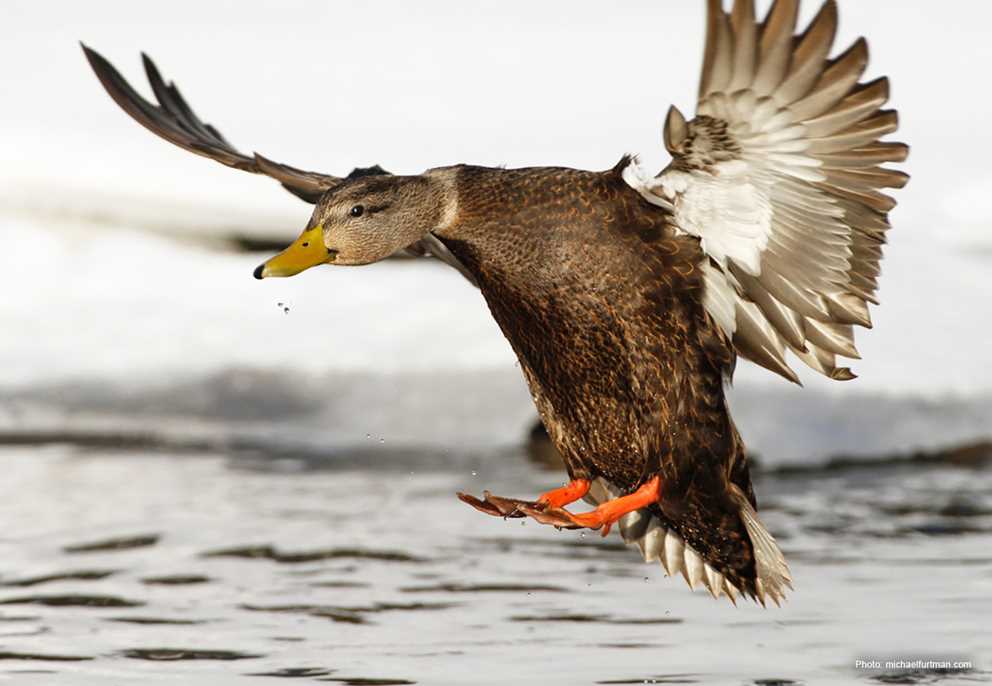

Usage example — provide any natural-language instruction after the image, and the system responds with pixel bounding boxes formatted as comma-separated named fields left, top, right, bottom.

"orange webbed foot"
left=458, top=476, right=660, bottom=537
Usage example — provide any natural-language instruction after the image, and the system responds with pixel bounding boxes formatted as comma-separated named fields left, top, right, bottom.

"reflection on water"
left=63, top=535, right=160, bottom=553
left=120, top=648, right=261, bottom=661
left=0, top=443, right=989, bottom=685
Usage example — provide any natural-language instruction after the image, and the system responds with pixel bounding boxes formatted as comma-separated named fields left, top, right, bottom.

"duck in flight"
left=83, top=0, right=907, bottom=605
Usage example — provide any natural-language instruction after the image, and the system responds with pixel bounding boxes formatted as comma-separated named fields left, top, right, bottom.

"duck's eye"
left=350, top=205, right=364, bottom=218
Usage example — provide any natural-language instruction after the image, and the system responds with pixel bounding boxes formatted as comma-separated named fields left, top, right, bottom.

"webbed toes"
left=512, top=502, right=585, bottom=529
left=457, top=491, right=598, bottom=530
left=457, top=491, right=539, bottom=518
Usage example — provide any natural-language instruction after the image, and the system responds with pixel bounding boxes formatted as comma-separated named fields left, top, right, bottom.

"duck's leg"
left=514, top=476, right=662, bottom=537
left=536, top=478, right=591, bottom=508
left=457, top=478, right=591, bottom=519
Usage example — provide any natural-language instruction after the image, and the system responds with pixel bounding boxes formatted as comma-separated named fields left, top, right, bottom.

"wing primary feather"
left=759, top=0, right=800, bottom=56
left=801, top=77, right=889, bottom=138
left=84, top=45, right=207, bottom=156
left=805, top=319, right=860, bottom=359
left=846, top=272, right=881, bottom=305
left=82, top=44, right=351, bottom=203
left=708, top=6, right=736, bottom=96
left=733, top=299, right=801, bottom=384
left=777, top=0, right=838, bottom=104
left=756, top=267, right=834, bottom=322
left=142, top=53, right=228, bottom=151
left=818, top=142, right=909, bottom=168
left=834, top=197, right=892, bottom=237
left=789, top=37, right=869, bottom=121
left=728, top=0, right=758, bottom=91
left=753, top=0, right=799, bottom=97
left=808, top=110, right=900, bottom=154
left=816, top=181, right=897, bottom=213
left=792, top=340, right=836, bottom=376
left=824, top=292, right=872, bottom=328
left=732, top=269, right=808, bottom=350
left=700, top=0, right=727, bottom=99
left=822, top=167, right=910, bottom=190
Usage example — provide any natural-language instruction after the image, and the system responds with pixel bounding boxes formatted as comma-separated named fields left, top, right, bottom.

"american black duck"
left=83, top=0, right=908, bottom=605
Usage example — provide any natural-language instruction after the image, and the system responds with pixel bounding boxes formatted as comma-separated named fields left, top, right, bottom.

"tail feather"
left=588, top=477, right=792, bottom=606
left=729, top=485, right=793, bottom=606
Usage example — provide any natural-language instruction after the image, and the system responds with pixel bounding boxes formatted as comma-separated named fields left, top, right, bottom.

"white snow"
left=1, top=0, right=991, bottom=463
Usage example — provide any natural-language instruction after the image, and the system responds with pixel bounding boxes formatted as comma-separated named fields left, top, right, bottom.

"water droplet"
left=579, top=531, right=586, bottom=539
left=277, top=302, right=284, bottom=307
left=471, top=471, right=477, bottom=477
left=283, top=307, right=290, bottom=314
left=379, top=438, right=385, bottom=444
left=644, top=576, right=649, bottom=582
left=365, top=433, right=371, bottom=439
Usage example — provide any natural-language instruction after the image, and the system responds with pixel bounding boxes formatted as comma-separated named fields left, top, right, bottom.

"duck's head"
left=253, top=174, right=443, bottom=278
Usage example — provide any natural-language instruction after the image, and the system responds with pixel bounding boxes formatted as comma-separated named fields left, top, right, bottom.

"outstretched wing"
left=82, top=44, right=388, bottom=202
left=626, top=0, right=908, bottom=383
left=82, top=45, right=476, bottom=278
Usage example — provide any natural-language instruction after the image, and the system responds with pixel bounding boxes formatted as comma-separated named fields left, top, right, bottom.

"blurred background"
left=3, top=0, right=991, bottom=461
left=1, top=2, right=990, bottom=685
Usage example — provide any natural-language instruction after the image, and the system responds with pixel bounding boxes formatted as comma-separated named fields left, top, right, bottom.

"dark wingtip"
left=253, top=264, right=265, bottom=280
left=80, top=42, right=102, bottom=68
left=140, top=52, right=164, bottom=86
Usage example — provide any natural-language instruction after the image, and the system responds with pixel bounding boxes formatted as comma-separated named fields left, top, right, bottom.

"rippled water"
left=0, top=443, right=989, bottom=685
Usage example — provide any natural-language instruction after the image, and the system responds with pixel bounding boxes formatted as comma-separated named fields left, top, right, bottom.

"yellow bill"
left=253, top=225, right=334, bottom=279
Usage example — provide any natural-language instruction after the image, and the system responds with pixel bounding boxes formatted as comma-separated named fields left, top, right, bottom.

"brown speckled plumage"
left=435, top=161, right=758, bottom=592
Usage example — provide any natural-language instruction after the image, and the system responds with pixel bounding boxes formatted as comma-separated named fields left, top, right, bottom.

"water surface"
left=0, top=443, right=988, bottom=685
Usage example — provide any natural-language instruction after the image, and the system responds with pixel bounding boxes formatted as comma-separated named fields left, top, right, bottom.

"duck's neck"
left=422, top=165, right=515, bottom=289
left=426, top=163, right=599, bottom=289
left=423, top=166, right=462, bottom=237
